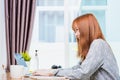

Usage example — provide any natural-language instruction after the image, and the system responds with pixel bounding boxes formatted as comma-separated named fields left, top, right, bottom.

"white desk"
left=0, top=73, right=69, bottom=80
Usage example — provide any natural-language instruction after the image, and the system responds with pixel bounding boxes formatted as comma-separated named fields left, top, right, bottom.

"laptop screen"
left=14, top=53, right=27, bottom=67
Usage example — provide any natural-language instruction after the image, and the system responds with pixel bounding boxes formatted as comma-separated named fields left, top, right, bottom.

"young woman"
left=33, top=13, right=120, bottom=80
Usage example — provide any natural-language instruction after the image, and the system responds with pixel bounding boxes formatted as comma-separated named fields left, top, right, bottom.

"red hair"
left=72, top=13, right=105, bottom=59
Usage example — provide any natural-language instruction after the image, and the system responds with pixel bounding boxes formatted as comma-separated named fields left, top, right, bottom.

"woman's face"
left=74, top=29, right=80, bottom=39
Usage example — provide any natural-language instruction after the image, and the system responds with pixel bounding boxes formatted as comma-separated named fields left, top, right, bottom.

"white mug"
left=10, top=65, right=24, bottom=78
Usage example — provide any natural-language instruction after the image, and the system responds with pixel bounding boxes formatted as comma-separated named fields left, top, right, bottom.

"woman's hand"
left=32, top=69, right=54, bottom=76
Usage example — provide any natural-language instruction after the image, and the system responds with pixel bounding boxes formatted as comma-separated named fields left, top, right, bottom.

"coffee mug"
left=10, top=65, right=24, bottom=78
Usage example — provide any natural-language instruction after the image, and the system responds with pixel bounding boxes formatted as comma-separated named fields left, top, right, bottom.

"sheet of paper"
left=29, top=76, right=67, bottom=80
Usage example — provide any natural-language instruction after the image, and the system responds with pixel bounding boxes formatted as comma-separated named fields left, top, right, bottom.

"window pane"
left=82, top=0, right=107, bottom=6
left=37, top=0, right=64, bottom=6
left=39, top=11, right=64, bottom=42
left=81, top=10, right=106, bottom=36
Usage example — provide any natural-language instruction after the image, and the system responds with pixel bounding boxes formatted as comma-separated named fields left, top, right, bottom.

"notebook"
left=14, top=53, right=27, bottom=67
left=29, top=76, right=68, bottom=80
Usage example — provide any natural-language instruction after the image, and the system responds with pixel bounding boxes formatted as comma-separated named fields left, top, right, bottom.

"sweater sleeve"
left=55, top=40, right=104, bottom=80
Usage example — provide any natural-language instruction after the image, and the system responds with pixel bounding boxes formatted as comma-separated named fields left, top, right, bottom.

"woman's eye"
left=75, top=29, right=79, bottom=32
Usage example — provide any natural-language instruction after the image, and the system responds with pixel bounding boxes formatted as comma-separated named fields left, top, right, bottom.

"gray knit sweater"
left=55, top=39, right=120, bottom=80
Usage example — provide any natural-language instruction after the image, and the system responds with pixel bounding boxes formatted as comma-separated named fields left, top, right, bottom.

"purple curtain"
left=4, top=0, right=36, bottom=71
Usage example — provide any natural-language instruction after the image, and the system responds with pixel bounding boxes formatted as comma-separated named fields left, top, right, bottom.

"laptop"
left=14, top=53, right=27, bottom=67
left=14, top=53, right=68, bottom=80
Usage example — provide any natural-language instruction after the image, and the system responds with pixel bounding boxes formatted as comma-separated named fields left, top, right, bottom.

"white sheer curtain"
left=65, top=0, right=82, bottom=67
left=68, top=0, right=81, bottom=22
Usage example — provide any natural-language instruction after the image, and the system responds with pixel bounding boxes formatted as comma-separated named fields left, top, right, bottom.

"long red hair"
left=72, top=13, right=105, bottom=59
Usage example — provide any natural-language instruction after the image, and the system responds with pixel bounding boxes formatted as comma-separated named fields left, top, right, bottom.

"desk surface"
left=0, top=73, right=69, bottom=80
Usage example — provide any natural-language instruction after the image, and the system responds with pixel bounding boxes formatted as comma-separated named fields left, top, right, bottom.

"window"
left=69, top=0, right=108, bottom=67
left=82, top=0, right=107, bottom=6
left=82, top=10, right=106, bottom=36
left=37, top=0, right=64, bottom=6
left=39, top=11, right=64, bottom=42
left=81, top=0, right=107, bottom=36
left=36, top=0, right=64, bottom=43
left=30, top=0, right=120, bottom=74
left=30, top=0, right=81, bottom=69
left=30, top=0, right=108, bottom=69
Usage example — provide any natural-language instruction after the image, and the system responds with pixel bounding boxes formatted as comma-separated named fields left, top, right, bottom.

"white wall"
left=106, top=0, right=120, bottom=73
left=0, top=0, right=7, bottom=70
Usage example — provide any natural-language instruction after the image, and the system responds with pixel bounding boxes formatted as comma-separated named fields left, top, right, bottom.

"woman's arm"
left=55, top=40, right=104, bottom=79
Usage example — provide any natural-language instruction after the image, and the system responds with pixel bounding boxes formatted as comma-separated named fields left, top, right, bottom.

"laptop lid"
left=14, top=53, right=27, bottom=67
